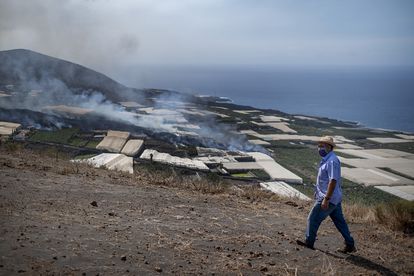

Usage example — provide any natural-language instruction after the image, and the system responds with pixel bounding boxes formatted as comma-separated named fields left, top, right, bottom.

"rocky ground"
left=0, top=148, right=413, bottom=275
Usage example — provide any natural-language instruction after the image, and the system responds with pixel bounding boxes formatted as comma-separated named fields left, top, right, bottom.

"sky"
left=1, top=0, right=414, bottom=74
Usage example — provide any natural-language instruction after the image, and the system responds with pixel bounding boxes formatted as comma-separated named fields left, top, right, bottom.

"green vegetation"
left=250, top=169, right=271, bottom=180
left=230, top=170, right=271, bottom=180
left=334, top=152, right=361, bottom=159
left=373, top=142, right=414, bottom=154
left=85, top=140, right=100, bottom=149
left=340, top=179, right=400, bottom=205
left=216, top=117, right=240, bottom=124
left=29, top=128, right=95, bottom=148
left=255, top=128, right=284, bottom=135
left=68, top=137, right=88, bottom=147
left=30, top=128, right=79, bottom=144
left=287, top=123, right=326, bottom=136
left=231, top=172, right=253, bottom=178
left=271, top=145, right=320, bottom=184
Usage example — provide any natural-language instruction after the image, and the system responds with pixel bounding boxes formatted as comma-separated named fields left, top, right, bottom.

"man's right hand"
left=321, top=198, right=329, bottom=210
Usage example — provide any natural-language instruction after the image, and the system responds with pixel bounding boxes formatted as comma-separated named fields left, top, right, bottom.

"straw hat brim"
left=319, top=137, right=336, bottom=147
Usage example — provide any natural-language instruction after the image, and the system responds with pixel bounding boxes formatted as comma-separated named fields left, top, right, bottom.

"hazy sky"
left=1, top=0, right=414, bottom=73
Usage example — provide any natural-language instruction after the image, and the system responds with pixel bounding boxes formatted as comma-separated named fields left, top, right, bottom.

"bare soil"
left=0, top=149, right=413, bottom=275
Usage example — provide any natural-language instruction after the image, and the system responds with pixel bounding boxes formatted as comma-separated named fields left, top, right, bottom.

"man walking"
left=297, top=136, right=356, bottom=253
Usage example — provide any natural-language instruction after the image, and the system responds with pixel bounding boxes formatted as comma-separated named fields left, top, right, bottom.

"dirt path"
left=0, top=150, right=413, bottom=275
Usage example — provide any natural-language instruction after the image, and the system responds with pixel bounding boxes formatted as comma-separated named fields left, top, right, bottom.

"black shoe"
left=337, top=244, right=357, bottom=254
left=296, top=239, right=315, bottom=250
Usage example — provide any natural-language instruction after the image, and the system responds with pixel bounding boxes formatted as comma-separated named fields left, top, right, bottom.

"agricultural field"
left=29, top=128, right=80, bottom=144
left=269, top=143, right=400, bottom=205
left=6, top=98, right=413, bottom=205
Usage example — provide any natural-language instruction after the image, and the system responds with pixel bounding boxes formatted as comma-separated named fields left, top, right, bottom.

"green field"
left=85, top=140, right=100, bottom=149
left=219, top=107, right=409, bottom=205
left=30, top=128, right=79, bottom=144
left=269, top=144, right=400, bottom=205
left=231, top=172, right=253, bottom=178
left=23, top=107, right=411, bottom=206
left=69, top=137, right=89, bottom=147
left=28, top=128, right=96, bottom=148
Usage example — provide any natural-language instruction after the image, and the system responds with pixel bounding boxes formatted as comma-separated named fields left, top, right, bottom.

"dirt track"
left=0, top=149, right=413, bottom=275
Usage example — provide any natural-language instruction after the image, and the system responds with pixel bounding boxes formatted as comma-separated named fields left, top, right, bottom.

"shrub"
left=374, top=200, right=414, bottom=234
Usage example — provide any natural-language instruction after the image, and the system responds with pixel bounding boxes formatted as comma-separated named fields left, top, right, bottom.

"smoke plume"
left=0, top=50, right=266, bottom=153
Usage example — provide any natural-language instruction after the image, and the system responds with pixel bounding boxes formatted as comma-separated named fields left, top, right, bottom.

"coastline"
left=125, top=64, right=414, bottom=134
left=206, top=95, right=413, bottom=135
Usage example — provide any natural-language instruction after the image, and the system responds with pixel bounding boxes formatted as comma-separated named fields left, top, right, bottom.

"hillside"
left=0, top=49, right=162, bottom=102
left=0, top=48, right=413, bottom=275
left=0, top=147, right=412, bottom=275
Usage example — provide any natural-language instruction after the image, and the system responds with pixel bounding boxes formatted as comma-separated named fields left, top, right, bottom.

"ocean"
left=115, top=65, right=414, bottom=133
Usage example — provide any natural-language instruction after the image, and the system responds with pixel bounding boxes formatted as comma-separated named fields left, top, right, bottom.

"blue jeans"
left=305, top=201, right=355, bottom=247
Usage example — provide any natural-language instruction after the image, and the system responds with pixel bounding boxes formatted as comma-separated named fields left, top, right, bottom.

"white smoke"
left=0, top=57, right=266, bottom=153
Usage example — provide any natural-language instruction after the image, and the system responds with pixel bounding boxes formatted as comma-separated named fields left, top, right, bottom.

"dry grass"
left=190, top=178, right=228, bottom=194
left=319, top=254, right=336, bottom=275
left=344, top=201, right=414, bottom=234
left=139, top=165, right=229, bottom=195
left=282, top=264, right=299, bottom=276
left=240, top=185, right=280, bottom=202
left=343, top=203, right=376, bottom=224
left=374, top=200, right=414, bottom=234
left=39, top=147, right=72, bottom=160
left=4, top=146, right=414, bottom=236
left=56, top=162, right=82, bottom=175
left=2, top=141, right=24, bottom=152
left=55, top=158, right=414, bottom=235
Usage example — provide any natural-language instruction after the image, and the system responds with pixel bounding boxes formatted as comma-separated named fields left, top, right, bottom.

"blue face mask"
left=318, top=147, right=328, bottom=157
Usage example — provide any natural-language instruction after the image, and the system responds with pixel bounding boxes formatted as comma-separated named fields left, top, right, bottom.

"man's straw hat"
left=319, top=136, right=336, bottom=147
